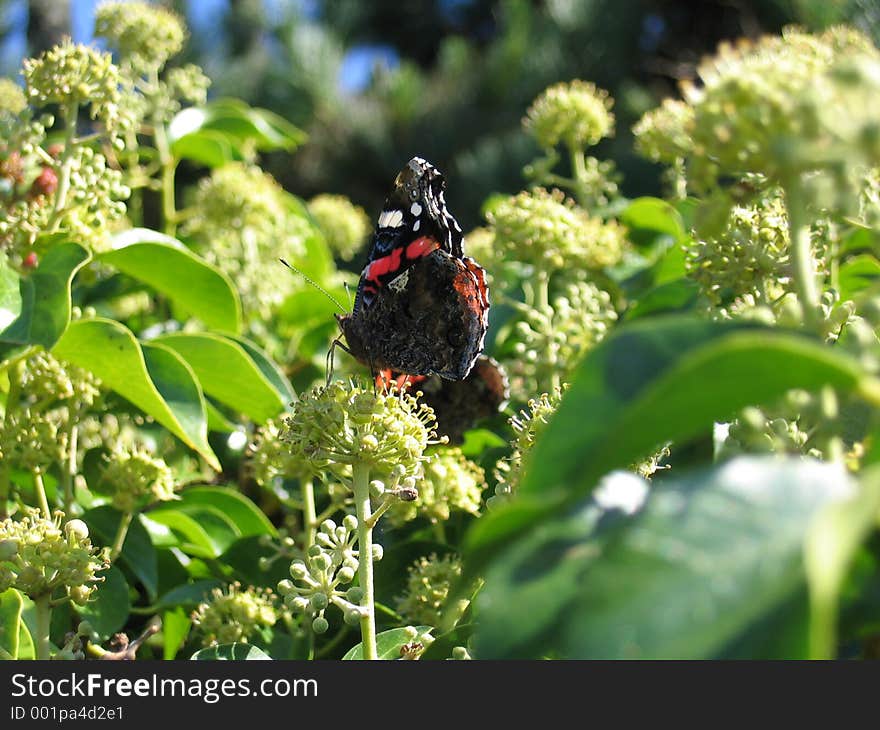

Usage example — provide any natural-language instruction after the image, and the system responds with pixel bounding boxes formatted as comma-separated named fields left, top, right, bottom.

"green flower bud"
left=346, top=586, right=364, bottom=604
left=342, top=515, right=358, bottom=532
left=524, top=80, right=614, bottom=150
left=371, top=544, right=383, bottom=561
left=307, top=194, right=370, bottom=261
left=336, top=566, right=356, bottom=584
left=290, top=561, right=309, bottom=580
left=343, top=608, right=362, bottom=626
left=309, top=592, right=329, bottom=611
left=311, top=616, right=329, bottom=634
left=249, top=418, right=316, bottom=485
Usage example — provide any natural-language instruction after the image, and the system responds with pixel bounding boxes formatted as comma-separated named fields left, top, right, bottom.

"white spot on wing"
left=413, top=219, right=420, bottom=231
left=388, top=269, right=410, bottom=293
left=411, top=202, right=422, bottom=216
left=378, top=209, right=404, bottom=228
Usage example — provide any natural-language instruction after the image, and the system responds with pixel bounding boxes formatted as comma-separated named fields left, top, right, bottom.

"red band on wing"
left=365, top=237, right=440, bottom=287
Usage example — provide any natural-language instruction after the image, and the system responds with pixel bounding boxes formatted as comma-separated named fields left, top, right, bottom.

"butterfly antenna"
left=279, top=259, right=347, bottom=313
left=343, top=281, right=353, bottom=310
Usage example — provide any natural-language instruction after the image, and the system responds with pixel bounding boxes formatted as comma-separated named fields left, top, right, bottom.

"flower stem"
left=109, top=511, right=134, bottom=562
left=47, top=102, right=79, bottom=232
left=61, top=421, right=77, bottom=514
left=34, top=594, right=52, bottom=660
left=351, top=463, right=377, bottom=660
left=784, top=180, right=821, bottom=333
left=151, top=70, right=178, bottom=236
left=33, top=470, right=51, bottom=521
left=300, top=476, right=317, bottom=549
left=569, top=144, right=590, bottom=208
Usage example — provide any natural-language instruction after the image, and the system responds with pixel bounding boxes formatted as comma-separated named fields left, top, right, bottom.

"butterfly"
left=334, top=157, right=490, bottom=381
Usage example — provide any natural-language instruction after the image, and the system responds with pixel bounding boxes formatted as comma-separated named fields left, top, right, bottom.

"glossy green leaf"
left=143, top=509, right=219, bottom=558
left=620, top=197, right=687, bottom=248
left=82, top=507, right=158, bottom=600
left=0, top=242, right=90, bottom=361
left=466, top=317, right=879, bottom=562
left=624, top=279, right=700, bottom=320
left=170, top=129, right=237, bottom=167
left=230, top=336, right=296, bottom=405
left=191, top=643, right=272, bottom=660
left=474, top=458, right=855, bottom=659
left=175, top=487, right=276, bottom=538
left=99, top=229, right=241, bottom=332
left=0, top=588, right=23, bottom=659
left=155, top=579, right=224, bottom=611
left=163, top=607, right=192, bottom=660
left=78, top=566, right=131, bottom=639
left=342, top=626, right=433, bottom=660
left=839, top=254, right=880, bottom=300
left=154, top=332, right=289, bottom=422
left=168, top=99, right=306, bottom=152
left=53, top=318, right=219, bottom=469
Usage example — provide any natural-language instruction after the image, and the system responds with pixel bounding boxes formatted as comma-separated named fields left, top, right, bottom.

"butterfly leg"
left=326, top=336, right=352, bottom=386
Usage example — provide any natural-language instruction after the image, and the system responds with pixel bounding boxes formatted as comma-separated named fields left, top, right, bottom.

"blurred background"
left=2, top=0, right=878, bottom=228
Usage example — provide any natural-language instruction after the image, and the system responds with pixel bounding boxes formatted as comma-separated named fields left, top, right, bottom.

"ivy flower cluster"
left=281, top=380, right=440, bottom=483
left=101, top=446, right=177, bottom=513
left=191, top=582, right=281, bottom=647
left=95, top=1, right=187, bottom=75
left=307, top=194, right=371, bottom=261
left=0, top=509, right=108, bottom=603
left=184, top=164, right=311, bottom=324
left=524, top=80, right=614, bottom=151
left=388, top=448, right=486, bottom=526
left=395, top=553, right=465, bottom=627
left=488, top=187, right=626, bottom=273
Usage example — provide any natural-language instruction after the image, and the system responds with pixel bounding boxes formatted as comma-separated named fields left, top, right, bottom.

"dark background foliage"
left=4, top=0, right=878, bottom=229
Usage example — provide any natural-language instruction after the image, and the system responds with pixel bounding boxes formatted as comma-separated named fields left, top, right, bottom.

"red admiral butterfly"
left=376, top=355, right=510, bottom=444
left=335, top=157, right=489, bottom=380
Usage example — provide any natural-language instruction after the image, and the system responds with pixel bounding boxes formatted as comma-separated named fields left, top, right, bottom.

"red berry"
left=46, top=143, right=64, bottom=159
left=31, top=167, right=58, bottom=197
left=22, top=252, right=38, bottom=269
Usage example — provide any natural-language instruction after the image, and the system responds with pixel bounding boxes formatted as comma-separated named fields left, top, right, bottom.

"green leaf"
left=53, top=318, right=219, bottom=469
left=175, top=487, right=277, bottom=538
left=0, top=242, right=90, bottom=361
left=805, top=465, right=880, bottom=658
left=230, top=336, right=297, bottom=405
left=154, top=333, right=289, bottom=422
left=82, top=507, right=158, bottom=600
left=99, top=229, right=241, bottom=332
left=191, top=643, right=272, bottom=660
left=155, top=579, right=224, bottom=611
left=0, top=588, right=23, bottom=659
left=342, top=626, right=433, bottom=660
left=466, top=317, right=878, bottom=564
left=473, top=458, right=855, bottom=659
left=170, top=129, right=237, bottom=167
left=168, top=99, right=306, bottom=153
left=78, top=566, right=131, bottom=639
left=620, top=197, right=687, bottom=248
left=143, top=509, right=220, bottom=558
left=624, top=279, right=700, bottom=320
left=839, top=254, right=880, bottom=300
left=163, top=607, right=192, bottom=660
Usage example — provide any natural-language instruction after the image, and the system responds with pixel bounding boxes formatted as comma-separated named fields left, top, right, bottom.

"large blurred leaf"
left=839, top=254, right=880, bottom=300
left=0, top=242, right=89, bottom=362
left=624, top=279, right=699, bottom=321
left=163, top=607, right=192, bottom=660
left=805, top=466, right=880, bottom=658
left=53, top=319, right=219, bottom=469
left=466, top=317, right=879, bottom=565
left=474, top=458, right=855, bottom=659
left=99, top=229, right=241, bottom=332
left=620, top=197, right=687, bottom=248
left=154, top=333, right=289, bottom=422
